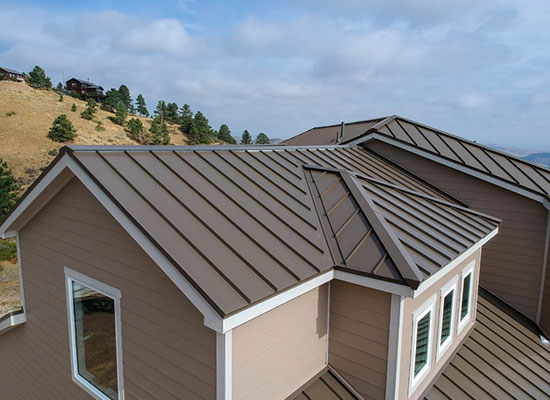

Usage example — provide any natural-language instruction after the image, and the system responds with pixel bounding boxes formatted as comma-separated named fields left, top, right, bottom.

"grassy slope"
left=0, top=260, right=20, bottom=315
left=0, top=81, right=189, bottom=186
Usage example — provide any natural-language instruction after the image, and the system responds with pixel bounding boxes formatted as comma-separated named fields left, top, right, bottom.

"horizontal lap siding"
left=0, top=178, right=216, bottom=399
left=232, top=284, right=328, bottom=400
left=328, top=281, right=391, bottom=400
left=367, top=141, right=546, bottom=319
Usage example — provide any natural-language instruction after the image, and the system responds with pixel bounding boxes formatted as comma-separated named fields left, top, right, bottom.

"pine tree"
left=179, top=104, right=192, bottom=120
left=179, top=104, right=194, bottom=139
left=136, top=94, right=149, bottom=117
left=155, top=101, right=167, bottom=124
left=127, top=118, right=146, bottom=143
left=114, top=101, right=128, bottom=125
left=101, top=88, right=121, bottom=112
left=28, top=66, right=52, bottom=89
left=56, top=82, right=63, bottom=90
left=241, top=130, right=252, bottom=144
left=150, top=117, right=170, bottom=145
left=218, top=124, right=236, bottom=144
left=71, top=103, right=77, bottom=112
left=255, top=132, right=270, bottom=144
left=0, top=158, right=20, bottom=220
left=118, top=85, right=132, bottom=111
left=165, top=102, right=179, bottom=124
left=48, top=114, right=77, bottom=142
left=80, top=98, right=97, bottom=120
left=193, top=111, right=212, bottom=144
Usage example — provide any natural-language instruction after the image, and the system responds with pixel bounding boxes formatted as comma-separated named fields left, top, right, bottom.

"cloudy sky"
left=1, top=0, right=549, bottom=148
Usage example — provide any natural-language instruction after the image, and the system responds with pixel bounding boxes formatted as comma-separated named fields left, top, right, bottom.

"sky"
left=1, top=0, right=549, bottom=149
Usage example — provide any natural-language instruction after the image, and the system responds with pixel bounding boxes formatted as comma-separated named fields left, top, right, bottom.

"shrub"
left=48, top=114, right=77, bottom=142
left=0, top=240, right=17, bottom=262
left=127, top=118, right=147, bottom=143
left=0, top=158, right=19, bottom=220
left=71, top=103, right=77, bottom=112
left=80, top=98, right=97, bottom=120
left=5, top=111, right=16, bottom=117
left=95, top=121, right=105, bottom=132
left=58, top=93, right=63, bottom=102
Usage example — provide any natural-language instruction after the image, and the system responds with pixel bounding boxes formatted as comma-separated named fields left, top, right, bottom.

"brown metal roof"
left=425, top=289, right=550, bottom=400
left=290, top=369, right=360, bottom=400
left=307, top=166, right=499, bottom=287
left=286, top=115, right=550, bottom=200
left=1, top=144, right=499, bottom=317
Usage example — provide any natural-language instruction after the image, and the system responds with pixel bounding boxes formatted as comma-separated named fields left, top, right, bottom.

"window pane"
left=72, top=281, right=118, bottom=399
left=414, top=312, right=431, bottom=376
left=440, top=291, right=454, bottom=344
left=460, top=274, right=472, bottom=320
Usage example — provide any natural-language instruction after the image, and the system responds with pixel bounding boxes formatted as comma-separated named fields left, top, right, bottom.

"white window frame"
left=457, top=261, right=475, bottom=335
left=436, top=277, right=458, bottom=362
left=408, top=294, right=436, bottom=397
left=64, top=267, right=124, bottom=400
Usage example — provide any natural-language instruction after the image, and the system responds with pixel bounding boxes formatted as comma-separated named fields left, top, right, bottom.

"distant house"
left=66, top=77, right=104, bottom=100
left=0, top=67, right=25, bottom=82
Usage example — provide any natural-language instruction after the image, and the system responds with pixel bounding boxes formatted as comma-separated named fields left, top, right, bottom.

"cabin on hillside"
left=0, top=67, right=25, bottom=82
left=66, top=77, right=105, bottom=100
left=0, top=117, right=549, bottom=400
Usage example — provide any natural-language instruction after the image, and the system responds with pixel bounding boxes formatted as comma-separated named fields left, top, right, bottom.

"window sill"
left=0, top=309, right=26, bottom=335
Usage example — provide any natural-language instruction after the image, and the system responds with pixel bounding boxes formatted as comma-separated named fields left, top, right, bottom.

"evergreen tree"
left=56, top=82, right=63, bottom=90
left=155, top=101, right=167, bottom=124
left=28, top=66, right=52, bottom=89
left=114, top=101, right=128, bottom=125
left=118, top=85, right=132, bottom=111
left=218, top=124, right=236, bottom=144
left=127, top=118, right=146, bottom=143
left=179, top=104, right=192, bottom=120
left=48, top=114, right=77, bottom=142
left=187, top=120, right=200, bottom=143
left=150, top=117, right=171, bottom=145
left=0, top=158, right=20, bottom=220
left=71, top=103, right=77, bottom=112
left=128, top=103, right=136, bottom=115
left=165, top=102, right=179, bottom=124
left=241, top=130, right=252, bottom=144
left=80, top=98, right=97, bottom=120
left=193, top=111, right=212, bottom=144
left=179, top=104, right=194, bottom=138
left=255, top=132, right=270, bottom=144
left=136, top=94, right=149, bottom=117
left=101, top=88, right=121, bottom=112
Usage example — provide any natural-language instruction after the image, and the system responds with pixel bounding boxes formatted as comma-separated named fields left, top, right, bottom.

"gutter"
left=0, top=309, right=26, bottom=335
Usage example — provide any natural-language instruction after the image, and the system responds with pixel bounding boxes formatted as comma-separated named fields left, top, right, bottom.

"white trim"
left=64, top=267, right=124, bottom=400
left=216, top=330, right=232, bottom=400
left=356, top=134, right=550, bottom=209
left=537, top=211, right=550, bottom=323
left=334, top=270, right=414, bottom=297
left=436, top=277, right=458, bottom=362
left=413, top=227, right=497, bottom=297
left=457, top=261, right=476, bottom=334
left=0, top=312, right=26, bottom=335
left=386, top=294, right=403, bottom=399
left=408, top=294, right=436, bottom=397
left=16, top=232, right=25, bottom=312
left=325, top=281, right=331, bottom=365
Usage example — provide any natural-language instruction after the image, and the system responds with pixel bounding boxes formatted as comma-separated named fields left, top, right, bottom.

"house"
left=66, top=78, right=105, bottom=100
left=0, top=131, right=547, bottom=399
left=0, top=67, right=25, bottom=82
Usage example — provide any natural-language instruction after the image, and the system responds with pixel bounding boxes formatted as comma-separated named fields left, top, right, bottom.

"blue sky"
left=1, top=0, right=549, bottom=148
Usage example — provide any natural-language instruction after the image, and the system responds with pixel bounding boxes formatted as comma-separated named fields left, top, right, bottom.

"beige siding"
left=0, top=178, right=216, bottom=399
left=328, top=281, right=391, bottom=400
left=399, top=250, right=482, bottom=400
left=367, top=141, right=547, bottom=319
left=232, top=284, right=328, bottom=400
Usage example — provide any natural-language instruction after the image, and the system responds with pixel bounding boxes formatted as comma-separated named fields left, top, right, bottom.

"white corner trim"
left=64, top=267, right=124, bottom=400
left=334, top=270, right=414, bottom=297
left=0, top=311, right=26, bottom=335
left=536, top=211, right=550, bottom=323
left=325, top=281, right=331, bottom=365
left=359, top=134, right=550, bottom=209
left=413, top=227, right=497, bottom=298
left=386, top=294, right=403, bottom=400
left=216, top=330, right=232, bottom=400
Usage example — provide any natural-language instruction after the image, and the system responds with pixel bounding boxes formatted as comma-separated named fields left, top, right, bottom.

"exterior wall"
left=367, top=141, right=547, bottom=319
left=399, top=250, right=482, bottom=400
left=232, top=284, right=328, bottom=400
left=328, top=280, right=391, bottom=400
left=0, top=178, right=217, bottom=399
left=541, top=219, right=550, bottom=335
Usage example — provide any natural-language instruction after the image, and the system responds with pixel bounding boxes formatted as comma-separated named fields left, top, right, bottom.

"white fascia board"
left=216, top=331, right=232, bottom=400
left=357, top=134, right=550, bottom=209
left=413, top=227, right=498, bottom=298
left=222, top=269, right=413, bottom=333
left=0, top=312, right=26, bottom=335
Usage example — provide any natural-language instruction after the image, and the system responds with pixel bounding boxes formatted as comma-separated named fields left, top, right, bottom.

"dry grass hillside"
left=0, top=81, right=189, bottom=188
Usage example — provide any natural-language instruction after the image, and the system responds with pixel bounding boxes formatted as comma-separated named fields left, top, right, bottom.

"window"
left=65, top=268, right=124, bottom=400
left=436, top=278, right=458, bottom=361
left=457, top=262, right=475, bottom=334
left=409, top=295, right=436, bottom=396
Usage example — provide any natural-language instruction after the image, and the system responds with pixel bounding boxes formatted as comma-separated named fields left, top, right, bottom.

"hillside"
left=523, top=152, right=550, bottom=168
left=0, top=81, right=189, bottom=188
